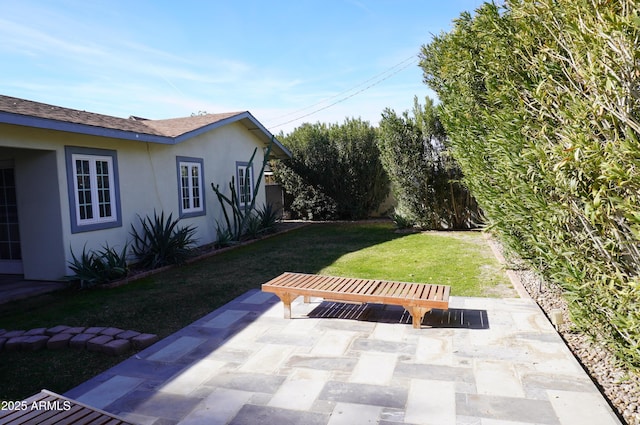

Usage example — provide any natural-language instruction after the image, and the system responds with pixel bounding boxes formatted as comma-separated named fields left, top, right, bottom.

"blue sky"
left=0, top=0, right=484, bottom=134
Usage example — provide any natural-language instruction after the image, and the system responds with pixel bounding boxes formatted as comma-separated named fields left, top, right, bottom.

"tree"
left=273, top=118, right=389, bottom=220
left=379, top=96, right=480, bottom=229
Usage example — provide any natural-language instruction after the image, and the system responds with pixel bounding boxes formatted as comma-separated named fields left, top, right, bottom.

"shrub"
left=390, top=210, right=415, bottom=230
left=130, top=211, right=197, bottom=269
left=273, top=118, right=389, bottom=220
left=379, top=97, right=481, bottom=230
left=271, top=162, right=338, bottom=220
left=68, top=244, right=128, bottom=288
left=420, top=0, right=640, bottom=367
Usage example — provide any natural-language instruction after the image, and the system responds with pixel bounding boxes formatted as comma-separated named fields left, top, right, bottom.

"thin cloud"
left=0, top=18, right=101, bottom=57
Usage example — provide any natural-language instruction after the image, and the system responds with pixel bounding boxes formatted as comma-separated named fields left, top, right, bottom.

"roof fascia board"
left=1, top=108, right=292, bottom=158
left=240, top=111, right=292, bottom=158
left=172, top=113, right=245, bottom=143
left=0, top=111, right=173, bottom=144
left=173, top=111, right=292, bottom=158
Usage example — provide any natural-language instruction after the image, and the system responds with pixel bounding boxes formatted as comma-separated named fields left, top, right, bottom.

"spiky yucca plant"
left=130, top=211, right=197, bottom=269
left=68, top=244, right=128, bottom=288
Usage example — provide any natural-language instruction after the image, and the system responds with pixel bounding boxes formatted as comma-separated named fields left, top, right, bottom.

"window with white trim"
left=65, top=147, right=121, bottom=233
left=177, top=157, right=205, bottom=217
left=236, top=162, right=254, bottom=207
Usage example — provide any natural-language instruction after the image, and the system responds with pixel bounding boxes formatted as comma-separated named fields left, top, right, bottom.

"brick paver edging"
left=0, top=326, right=158, bottom=356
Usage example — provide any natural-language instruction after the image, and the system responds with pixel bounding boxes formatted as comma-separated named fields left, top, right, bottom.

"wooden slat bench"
left=262, top=272, right=450, bottom=329
left=0, top=389, right=134, bottom=425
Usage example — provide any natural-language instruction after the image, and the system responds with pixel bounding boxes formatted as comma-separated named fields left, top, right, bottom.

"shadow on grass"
left=0, top=222, right=408, bottom=399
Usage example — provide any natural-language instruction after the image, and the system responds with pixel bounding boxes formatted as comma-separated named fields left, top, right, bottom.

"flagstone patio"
left=64, top=290, right=622, bottom=425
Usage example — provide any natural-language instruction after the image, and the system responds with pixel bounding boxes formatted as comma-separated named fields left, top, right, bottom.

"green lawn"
left=0, top=221, right=513, bottom=400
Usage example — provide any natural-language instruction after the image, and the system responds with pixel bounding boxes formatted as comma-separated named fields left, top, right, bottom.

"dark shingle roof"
left=0, top=94, right=244, bottom=138
left=143, top=113, right=244, bottom=137
left=0, top=94, right=291, bottom=158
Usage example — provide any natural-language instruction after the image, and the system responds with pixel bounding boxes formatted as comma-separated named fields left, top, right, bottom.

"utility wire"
left=266, top=55, right=419, bottom=130
left=266, top=55, right=417, bottom=122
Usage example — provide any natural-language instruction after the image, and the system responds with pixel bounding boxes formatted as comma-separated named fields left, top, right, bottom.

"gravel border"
left=486, top=235, right=639, bottom=425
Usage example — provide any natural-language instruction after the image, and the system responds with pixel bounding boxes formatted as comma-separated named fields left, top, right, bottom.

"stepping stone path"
left=0, top=326, right=158, bottom=356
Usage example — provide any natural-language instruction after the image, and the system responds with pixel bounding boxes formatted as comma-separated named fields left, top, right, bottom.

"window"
left=177, top=157, right=205, bottom=218
left=65, top=147, right=121, bottom=233
left=236, top=162, right=254, bottom=207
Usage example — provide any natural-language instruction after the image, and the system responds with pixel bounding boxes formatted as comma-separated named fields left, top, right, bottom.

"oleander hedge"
left=420, top=0, right=640, bottom=367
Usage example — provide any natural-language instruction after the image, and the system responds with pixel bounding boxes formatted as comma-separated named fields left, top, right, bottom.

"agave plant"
left=130, top=211, right=197, bottom=269
left=214, top=222, right=235, bottom=248
left=68, top=244, right=128, bottom=288
left=257, top=203, right=281, bottom=233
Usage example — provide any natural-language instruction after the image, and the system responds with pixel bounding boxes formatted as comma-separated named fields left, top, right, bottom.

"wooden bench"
left=262, top=272, right=450, bottom=329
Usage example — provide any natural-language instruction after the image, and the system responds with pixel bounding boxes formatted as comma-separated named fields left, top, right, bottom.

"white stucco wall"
left=0, top=121, right=268, bottom=280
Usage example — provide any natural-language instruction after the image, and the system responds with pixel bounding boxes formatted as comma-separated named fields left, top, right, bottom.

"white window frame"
left=236, top=162, right=254, bottom=207
left=72, top=154, right=117, bottom=226
left=177, top=156, right=205, bottom=218
left=65, top=146, right=122, bottom=233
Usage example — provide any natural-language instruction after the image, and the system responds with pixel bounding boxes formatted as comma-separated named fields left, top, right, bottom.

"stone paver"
left=162, top=359, right=226, bottom=395
left=203, top=310, right=250, bottom=329
left=46, top=325, right=70, bottom=335
left=116, top=330, right=140, bottom=340
left=64, top=290, right=622, bottom=425
left=131, top=333, right=159, bottom=350
left=180, top=388, right=253, bottom=425
left=349, top=352, right=397, bottom=385
left=146, top=336, right=203, bottom=362
left=87, top=335, right=114, bottom=352
left=547, top=390, right=621, bottom=425
left=69, top=333, right=95, bottom=349
left=23, top=335, right=49, bottom=350
left=75, top=375, right=145, bottom=409
left=405, top=379, right=455, bottom=424
left=327, top=402, right=384, bottom=425
left=103, top=338, right=131, bottom=356
left=474, top=359, right=524, bottom=398
left=268, top=376, right=326, bottom=411
left=0, top=325, right=157, bottom=356
left=4, top=335, right=29, bottom=351
left=100, top=327, right=125, bottom=337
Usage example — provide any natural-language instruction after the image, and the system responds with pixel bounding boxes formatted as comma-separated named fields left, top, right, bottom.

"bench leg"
left=407, top=306, right=432, bottom=329
left=274, top=293, right=297, bottom=319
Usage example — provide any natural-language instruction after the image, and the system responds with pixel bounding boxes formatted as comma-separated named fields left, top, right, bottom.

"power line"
left=266, top=55, right=419, bottom=131
left=266, top=55, right=417, bottom=122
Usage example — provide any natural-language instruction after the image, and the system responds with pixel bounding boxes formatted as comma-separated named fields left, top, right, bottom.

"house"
left=0, top=94, right=291, bottom=281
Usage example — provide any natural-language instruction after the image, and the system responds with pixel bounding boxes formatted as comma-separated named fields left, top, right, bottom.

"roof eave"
left=0, top=107, right=292, bottom=159
left=173, top=111, right=292, bottom=159
left=0, top=111, right=173, bottom=144
left=236, top=112, right=292, bottom=159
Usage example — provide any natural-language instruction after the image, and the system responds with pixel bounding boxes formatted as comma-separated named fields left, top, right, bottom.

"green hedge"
left=273, top=119, right=389, bottom=220
left=420, top=0, right=640, bottom=367
left=378, top=97, right=481, bottom=229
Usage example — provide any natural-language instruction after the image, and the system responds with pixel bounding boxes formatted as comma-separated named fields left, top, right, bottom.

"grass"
left=0, top=221, right=512, bottom=400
